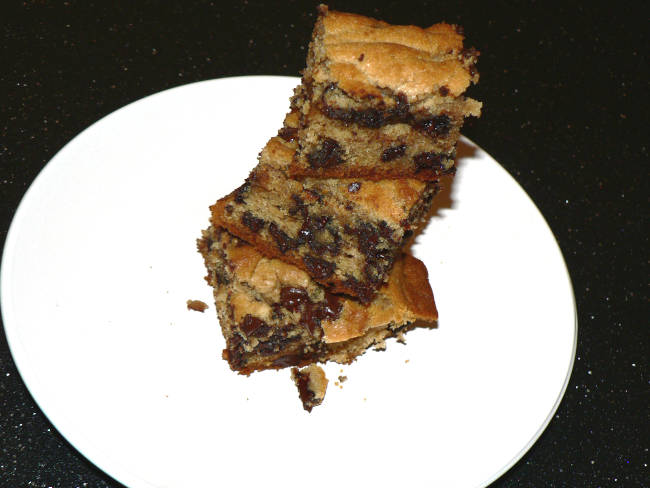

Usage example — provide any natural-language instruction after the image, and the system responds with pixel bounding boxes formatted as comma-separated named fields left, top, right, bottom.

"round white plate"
left=1, top=76, right=576, bottom=488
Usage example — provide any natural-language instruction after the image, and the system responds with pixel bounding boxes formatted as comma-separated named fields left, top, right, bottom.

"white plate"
left=1, top=76, right=577, bottom=488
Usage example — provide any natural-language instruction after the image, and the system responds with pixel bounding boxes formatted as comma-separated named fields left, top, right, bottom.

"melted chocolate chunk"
left=414, top=114, right=451, bottom=137
left=321, top=292, right=343, bottom=320
left=256, top=329, right=300, bottom=356
left=241, top=211, right=265, bottom=232
left=377, top=220, right=395, bottom=240
left=277, top=126, right=298, bottom=142
left=299, top=292, right=342, bottom=335
left=239, top=315, right=270, bottom=338
left=344, top=222, right=390, bottom=261
left=321, top=92, right=409, bottom=128
left=280, top=286, right=311, bottom=313
left=273, top=353, right=316, bottom=369
left=323, top=105, right=385, bottom=128
left=439, top=86, right=450, bottom=97
left=292, top=368, right=316, bottom=412
left=297, top=215, right=341, bottom=256
left=307, top=138, right=345, bottom=168
left=271, top=303, right=284, bottom=320
left=343, top=276, right=376, bottom=304
left=303, top=255, right=335, bottom=280
left=269, top=223, right=298, bottom=253
left=381, top=144, right=407, bottom=162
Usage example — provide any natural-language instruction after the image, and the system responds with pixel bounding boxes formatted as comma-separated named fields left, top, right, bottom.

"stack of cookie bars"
left=198, top=6, right=480, bottom=379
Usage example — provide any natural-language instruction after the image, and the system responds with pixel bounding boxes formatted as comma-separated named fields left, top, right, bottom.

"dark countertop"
left=1, top=1, right=646, bottom=486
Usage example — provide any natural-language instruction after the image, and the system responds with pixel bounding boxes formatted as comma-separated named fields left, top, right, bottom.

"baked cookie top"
left=308, top=5, right=479, bottom=99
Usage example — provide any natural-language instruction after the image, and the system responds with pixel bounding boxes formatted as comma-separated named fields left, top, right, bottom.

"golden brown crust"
left=321, top=252, right=438, bottom=343
left=311, top=6, right=478, bottom=99
left=394, top=254, right=439, bottom=319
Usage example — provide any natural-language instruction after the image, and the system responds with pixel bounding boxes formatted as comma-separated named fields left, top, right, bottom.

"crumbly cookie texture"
left=291, top=365, right=328, bottom=412
left=211, top=111, right=437, bottom=303
left=289, top=5, right=481, bottom=180
left=197, top=226, right=438, bottom=375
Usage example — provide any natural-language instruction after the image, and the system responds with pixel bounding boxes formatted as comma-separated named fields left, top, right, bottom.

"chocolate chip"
left=439, top=86, right=450, bottom=97
left=297, top=215, right=341, bottom=256
left=292, top=368, right=316, bottom=411
left=280, top=286, right=310, bottom=312
left=234, top=182, right=250, bottom=204
left=298, top=291, right=342, bottom=335
left=269, top=223, right=298, bottom=253
left=381, top=144, right=407, bottom=162
left=358, top=53, right=365, bottom=62
left=414, top=114, right=451, bottom=137
left=303, top=255, right=335, bottom=280
left=348, top=182, right=361, bottom=193
left=413, top=152, right=445, bottom=172
left=241, top=211, right=265, bottom=232
left=343, top=276, right=376, bottom=304
left=321, top=292, right=342, bottom=320
left=307, top=138, right=345, bottom=168
left=277, top=126, right=298, bottom=142
left=239, top=314, right=270, bottom=337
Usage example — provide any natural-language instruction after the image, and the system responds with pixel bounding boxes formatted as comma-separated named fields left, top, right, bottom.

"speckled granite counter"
left=1, top=1, right=646, bottom=486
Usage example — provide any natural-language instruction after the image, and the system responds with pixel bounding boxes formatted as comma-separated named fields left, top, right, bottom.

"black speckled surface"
left=1, top=1, right=647, bottom=487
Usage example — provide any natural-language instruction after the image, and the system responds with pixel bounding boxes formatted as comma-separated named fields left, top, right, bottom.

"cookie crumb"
left=291, top=365, right=328, bottom=412
left=187, top=299, right=208, bottom=312
left=338, top=375, right=347, bottom=383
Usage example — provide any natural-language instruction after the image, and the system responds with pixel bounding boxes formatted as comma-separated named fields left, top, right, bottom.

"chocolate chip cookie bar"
left=197, top=226, right=438, bottom=375
left=210, top=112, right=437, bottom=303
left=289, top=5, right=481, bottom=180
